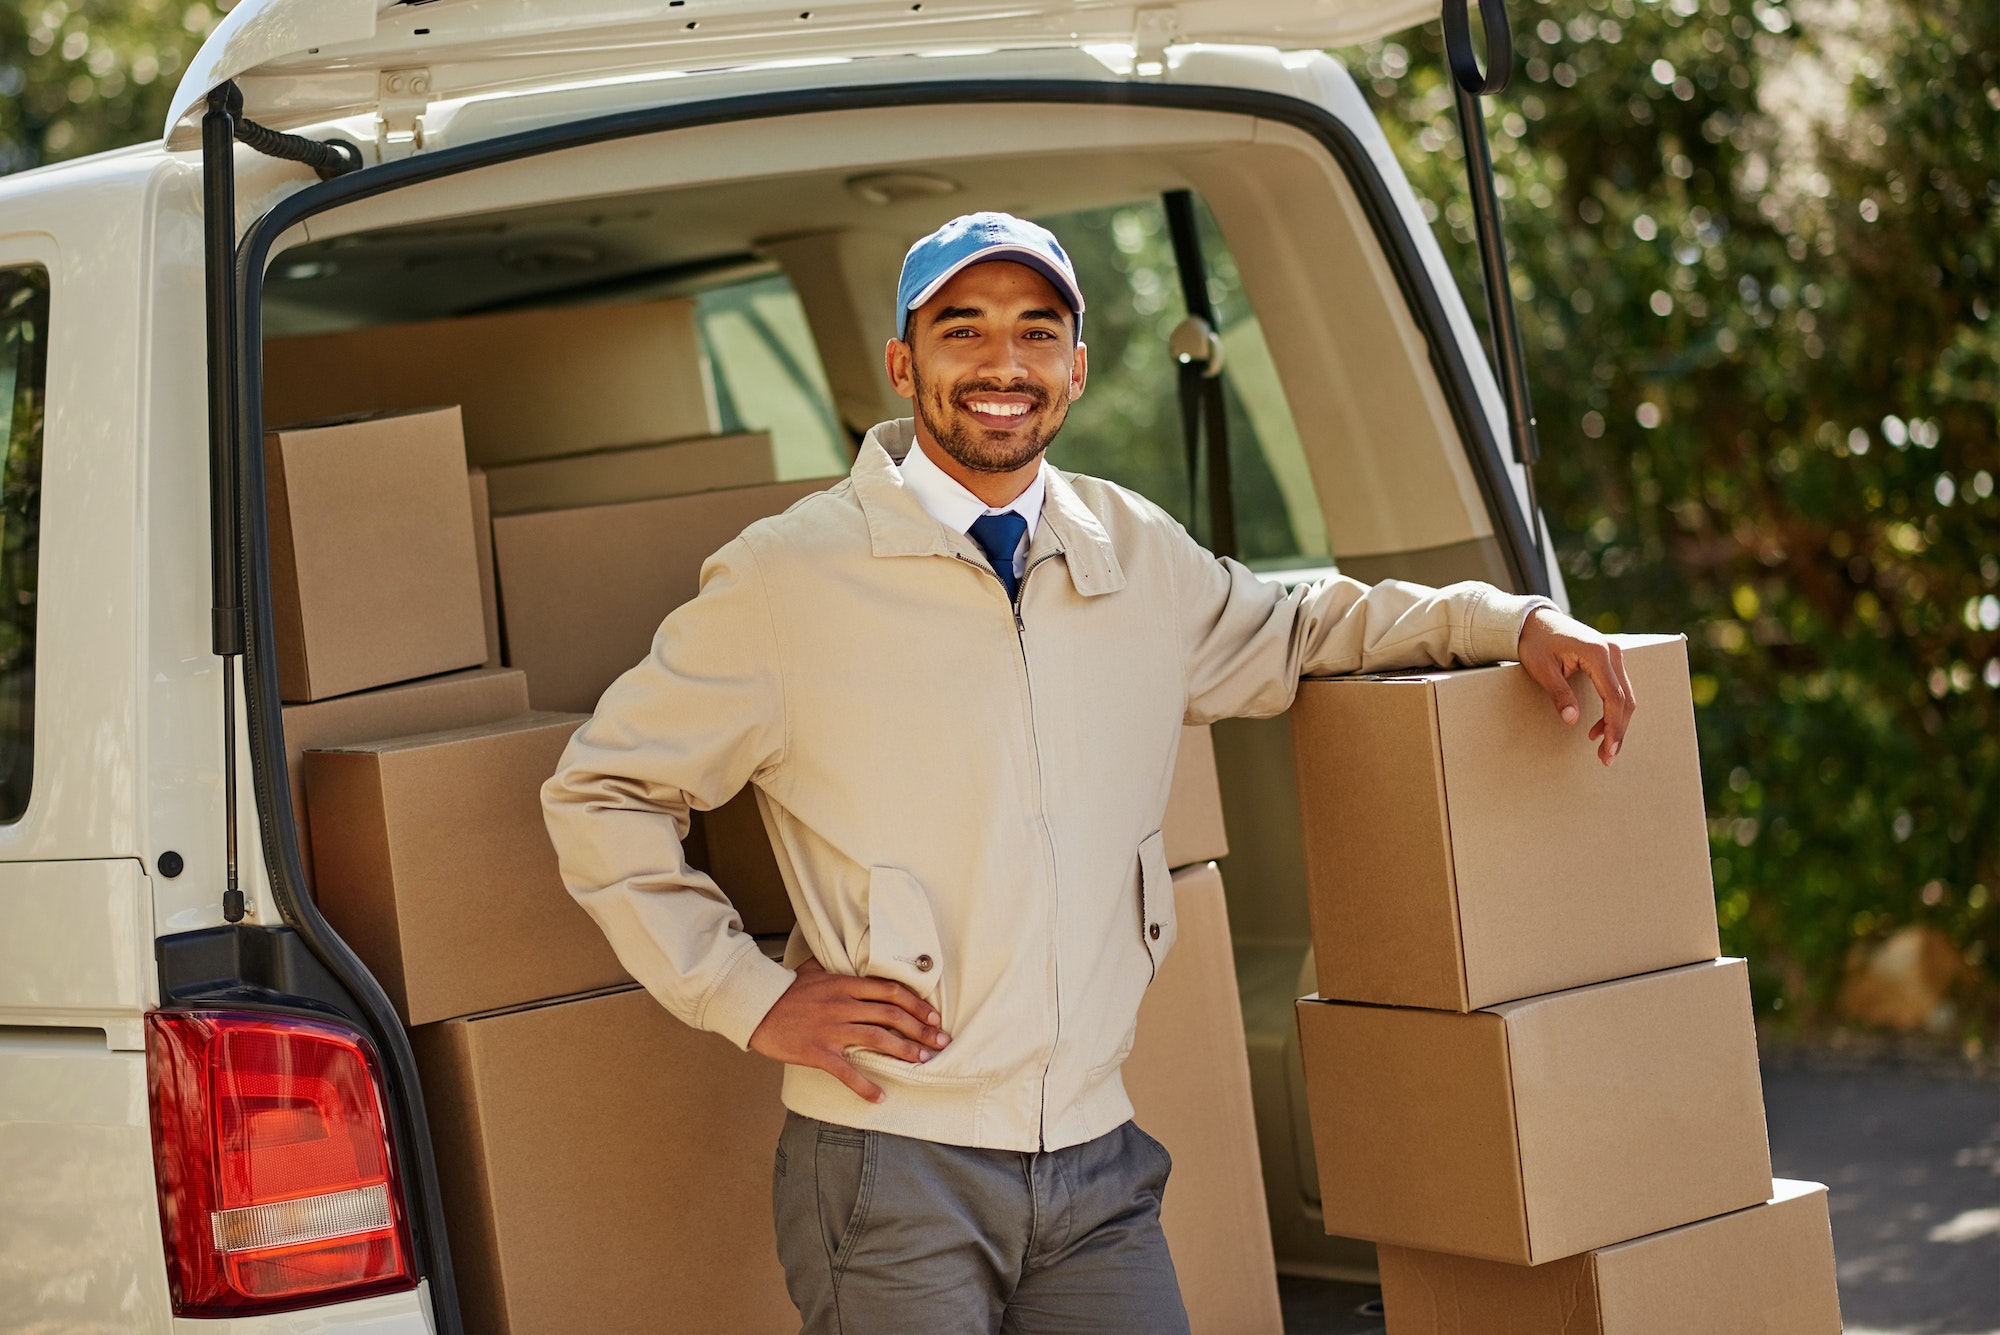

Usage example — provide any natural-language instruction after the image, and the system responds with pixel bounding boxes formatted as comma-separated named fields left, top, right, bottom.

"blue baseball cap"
left=896, top=212, right=1086, bottom=341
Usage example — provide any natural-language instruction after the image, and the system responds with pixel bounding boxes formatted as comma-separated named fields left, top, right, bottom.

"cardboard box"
left=265, top=408, right=490, bottom=702
left=305, top=712, right=628, bottom=1025
left=1296, top=958, right=1772, bottom=1265
left=685, top=789, right=793, bottom=938
left=1123, top=862, right=1284, bottom=1334
left=1378, top=1180, right=1841, bottom=1334
left=481, top=431, right=776, bottom=515
left=1164, top=725, right=1229, bottom=869
left=262, top=298, right=715, bottom=465
left=412, top=986, right=794, bottom=1335
left=281, top=666, right=529, bottom=890
left=493, top=478, right=836, bottom=713
left=468, top=468, right=502, bottom=666
left=1292, top=634, right=1719, bottom=1011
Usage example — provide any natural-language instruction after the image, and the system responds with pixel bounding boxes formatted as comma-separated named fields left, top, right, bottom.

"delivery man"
left=543, top=212, right=1634, bottom=1332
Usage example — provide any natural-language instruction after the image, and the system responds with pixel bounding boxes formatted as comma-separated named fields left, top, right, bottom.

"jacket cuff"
left=1460, top=588, right=1556, bottom=665
left=697, top=939, right=798, bottom=1051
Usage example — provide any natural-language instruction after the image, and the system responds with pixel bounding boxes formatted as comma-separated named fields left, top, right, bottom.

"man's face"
left=886, top=260, right=1088, bottom=475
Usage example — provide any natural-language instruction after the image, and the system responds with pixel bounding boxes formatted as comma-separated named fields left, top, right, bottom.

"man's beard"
left=911, top=365, right=1069, bottom=474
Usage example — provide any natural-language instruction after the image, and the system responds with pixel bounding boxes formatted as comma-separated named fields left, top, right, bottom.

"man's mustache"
left=949, top=380, right=1051, bottom=411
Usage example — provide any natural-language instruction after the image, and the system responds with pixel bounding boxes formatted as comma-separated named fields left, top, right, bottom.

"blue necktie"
left=967, top=511, right=1029, bottom=604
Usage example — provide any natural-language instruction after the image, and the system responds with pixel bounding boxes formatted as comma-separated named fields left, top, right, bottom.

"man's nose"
left=976, top=337, right=1031, bottom=381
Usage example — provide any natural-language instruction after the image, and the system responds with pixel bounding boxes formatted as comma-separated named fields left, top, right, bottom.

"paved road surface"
left=1765, top=1051, right=2000, bottom=1335
left=1277, top=1050, right=2000, bottom=1334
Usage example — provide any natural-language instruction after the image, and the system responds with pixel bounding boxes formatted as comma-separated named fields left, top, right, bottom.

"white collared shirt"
left=897, top=435, right=1046, bottom=579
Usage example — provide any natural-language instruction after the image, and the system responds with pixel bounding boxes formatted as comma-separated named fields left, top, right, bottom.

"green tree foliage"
left=1346, top=0, right=1999, bottom=1028
left=0, top=0, right=221, bottom=173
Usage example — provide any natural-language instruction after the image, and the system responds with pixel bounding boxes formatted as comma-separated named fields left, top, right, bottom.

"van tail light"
left=146, top=1010, right=418, bottom=1317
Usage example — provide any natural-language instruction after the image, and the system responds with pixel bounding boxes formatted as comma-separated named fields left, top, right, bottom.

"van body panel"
left=0, top=217, right=144, bottom=861
left=0, top=859, right=155, bottom=1046
left=0, top=1027, right=174, bottom=1331
left=165, top=0, right=1442, bottom=144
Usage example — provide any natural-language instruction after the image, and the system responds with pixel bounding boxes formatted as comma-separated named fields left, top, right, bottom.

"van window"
left=1035, top=198, right=1332, bottom=571
left=694, top=272, right=850, bottom=480
left=0, top=267, right=48, bottom=822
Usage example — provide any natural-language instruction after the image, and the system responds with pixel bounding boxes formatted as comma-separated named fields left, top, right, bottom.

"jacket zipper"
left=960, top=548, right=1067, bottom=1149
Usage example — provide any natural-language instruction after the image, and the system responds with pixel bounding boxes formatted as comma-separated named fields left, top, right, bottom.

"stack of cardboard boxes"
left=1287, top=637, right=1843, bottom=1333
left=263, top=332, right=1287, bottom=1331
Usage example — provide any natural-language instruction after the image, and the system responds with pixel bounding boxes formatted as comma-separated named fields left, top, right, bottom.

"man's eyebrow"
left=1019, top=307, right=1065, bottom=324
left=931, top=305, right=983, bottom=322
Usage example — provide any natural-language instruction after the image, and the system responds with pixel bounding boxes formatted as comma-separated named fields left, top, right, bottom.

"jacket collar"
left=853, top=418, right=1125, bottom=598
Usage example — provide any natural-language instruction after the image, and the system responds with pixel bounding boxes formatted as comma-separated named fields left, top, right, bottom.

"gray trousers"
left=772, top=1112, right=1192, bottom=1335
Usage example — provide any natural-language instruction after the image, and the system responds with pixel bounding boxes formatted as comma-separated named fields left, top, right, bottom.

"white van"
left=0, top=1, right=1565, bottom=1329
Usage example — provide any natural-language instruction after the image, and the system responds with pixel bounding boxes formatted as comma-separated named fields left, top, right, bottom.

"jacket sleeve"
left=541, top=536, right=798, bottom=1050
left=1174, top=530, right=1552, bottom=725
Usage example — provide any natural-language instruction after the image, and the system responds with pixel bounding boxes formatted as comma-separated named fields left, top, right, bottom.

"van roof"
left=165, top=0, right=1437, bottom=148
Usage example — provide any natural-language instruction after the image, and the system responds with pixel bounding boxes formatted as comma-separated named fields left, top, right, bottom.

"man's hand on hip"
left=1516, top=607, right=1637, bottom=767
left=749, top=959, right=952, bottom=1103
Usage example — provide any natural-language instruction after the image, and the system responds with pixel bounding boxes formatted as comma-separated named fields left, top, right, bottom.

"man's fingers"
left=1533, top=657, right=1582, bottom=726
left=842, top=1024, right=931, bottom=1066
left=851, top=975, right=943, bottom=1028
left=851, top=1000, right=950, bottom=1050
left=819, top=1050, right=885, bottom=1103
left=1574, top=645, right=1634, bottom=766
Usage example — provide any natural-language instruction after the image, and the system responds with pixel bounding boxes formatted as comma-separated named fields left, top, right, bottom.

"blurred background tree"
left=0, top=0, right=220, bottom=173
left=1343, top=0, right=1997, bottom=1041
left=4, top=0, right=1993, bottom=1040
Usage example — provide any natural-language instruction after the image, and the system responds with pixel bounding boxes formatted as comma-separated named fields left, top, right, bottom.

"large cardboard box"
left=1124, top=863, right=1284, bottom=1334
left=493, top=478, right=836, bottom=714
left=305, top=712, right=628, bottom=1025
left=412, top=986, right=794, bottom=1335
left=1296, top=958, right=1772, bottom=1266
left=262, top=299, right=714, bottom=465
left=281, top=666, right=529, bottom=890
left=265, top=408, right=489, bottom=702
left=481, top=431, right=776, bottom=515
left=1378, top=1180, right=1841, bottom=1334
left=1164, top=724, right=1229, bottom=869
left=1292, top=633, right=1718, bottom=1011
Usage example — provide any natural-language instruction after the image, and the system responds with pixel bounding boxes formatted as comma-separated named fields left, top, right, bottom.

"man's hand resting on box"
left=749, top=958, right=952, bottom=1104
left=1517, top=606, right=1637, bottom=767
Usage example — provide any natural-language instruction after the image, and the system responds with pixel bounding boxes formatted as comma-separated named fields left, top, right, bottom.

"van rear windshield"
left=0, top=266, right=47, bottom=823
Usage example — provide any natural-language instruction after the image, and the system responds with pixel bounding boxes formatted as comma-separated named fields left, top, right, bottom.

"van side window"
left=0, top=267, right=48, bottom=822
left=1036, top=198, right=1332, bottom=572
left=695, top=272, right=850, bottom=480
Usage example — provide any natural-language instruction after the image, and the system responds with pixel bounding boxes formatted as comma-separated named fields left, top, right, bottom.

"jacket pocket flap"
left=860, top=865, right=944, bottom=1002
left=1138, top=829, right=1177, bottom=976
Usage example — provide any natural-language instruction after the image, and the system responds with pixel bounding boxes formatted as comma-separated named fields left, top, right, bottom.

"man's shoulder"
left=733, top=476, right=868, bottom=561
left=1053, top=469, right=1187, bottom=546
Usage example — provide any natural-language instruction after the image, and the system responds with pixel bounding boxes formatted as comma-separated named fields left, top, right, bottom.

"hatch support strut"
left=1443, top=0, right=1551, bottom=591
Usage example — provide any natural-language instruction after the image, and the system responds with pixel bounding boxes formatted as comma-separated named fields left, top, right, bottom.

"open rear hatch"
left=166, top=0, right=1442, bottom=145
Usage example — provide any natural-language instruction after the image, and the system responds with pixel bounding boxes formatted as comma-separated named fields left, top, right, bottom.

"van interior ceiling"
left=255, top=104, right=1530, bottom=1310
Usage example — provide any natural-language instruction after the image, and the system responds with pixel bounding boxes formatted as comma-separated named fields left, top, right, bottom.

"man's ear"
left=885, top=338, right=917, bottom=401
left=1068, top=340, right=1089, bottom=403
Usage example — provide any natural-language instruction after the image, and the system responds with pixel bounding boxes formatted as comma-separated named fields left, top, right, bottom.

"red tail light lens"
left=146, top=1010, right=418, bottom=1316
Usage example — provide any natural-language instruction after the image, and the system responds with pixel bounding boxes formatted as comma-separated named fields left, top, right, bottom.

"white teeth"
left=969, top=401, right=1029, bottom=417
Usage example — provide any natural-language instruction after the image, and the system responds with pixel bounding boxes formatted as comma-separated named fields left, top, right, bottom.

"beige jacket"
left=543, top=419, right=1547, bottom=1152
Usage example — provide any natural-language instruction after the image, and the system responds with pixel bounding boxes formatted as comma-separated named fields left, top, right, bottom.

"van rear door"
left=164, top=0, right=1443, bottom=146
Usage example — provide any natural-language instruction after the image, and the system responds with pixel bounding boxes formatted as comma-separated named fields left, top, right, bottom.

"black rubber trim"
left=220, top=72, right=1550, bottom=1334
left=159, top=924, right=366, bottom=1018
